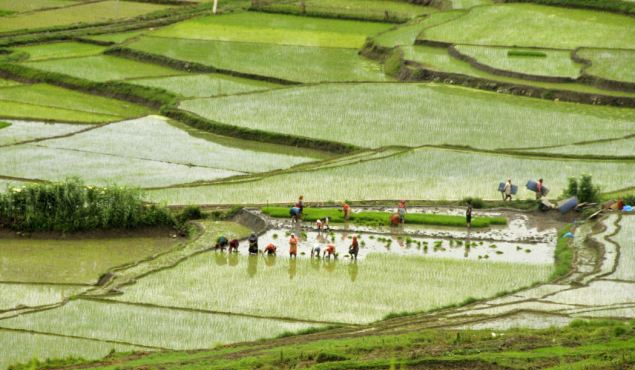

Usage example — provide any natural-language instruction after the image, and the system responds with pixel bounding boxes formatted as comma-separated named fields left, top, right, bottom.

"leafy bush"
left=0, top=178, right=174, bottom=232
left=562, top=174, right=601, bottom=203
left=177, top=205, right=203, bottom=223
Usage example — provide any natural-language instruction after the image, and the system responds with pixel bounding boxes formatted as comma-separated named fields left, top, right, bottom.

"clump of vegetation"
left=0, top=121, right=11, bottom=130
left=507, top=49, right=547, bottom=57
left=551, top=225, right=574, bottom=280
left=562, top=174, right=601, bottom=203
left=0, top=178, right=173, bottom=233
left=176, top=205, right=203, bottom=223
left=461, top=197, right=484, bottom=209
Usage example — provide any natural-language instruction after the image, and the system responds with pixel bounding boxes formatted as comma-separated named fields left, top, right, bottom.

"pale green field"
left=0, top=84, right=149, bottom=118
left=0, top=0, right=74, bottom=13
left=26, top=55, right=184, bottom=82
left=12, top=42, right=106, bottom=61
left=126, top=36, right=390, bottom=83
left=0, top=78, right=21, bottom=87
left=449, top=0, right=494, bottom=9
left=0, top=235, right=180, bottom=284
left=0, top=284, right=83, bottom=311
left=0, top=329, right=138, bottom=370
left=40, top=116, right=317, bottom=173
left=373, top=10, right=466, bottom=48
left=129, top=74, right=279, bottom=98
left=609, top=216, right=635, bottom=281
left=151, top=12, right=391, bottom=49
left=578, top=48, right=635, bottom=84
left=421, top=4, right=635, bottom=49
left=537, top=137, right=635, bottom=157
left=85, top=30, right=146, bottom=44
left=0, top=100, right=121, bottom=123
left=148, top=148, right=635, bottom=204
left=109, top=253, right=552, bottom=324
left=0, top=120, right=90, bottom=146
left=179, top=83, right=635, bottom=150
left=0, top=144, right=241, bottom=187
left=0, top=299, right=318, bottom=350
left=454, top=45, right=582, bottom=78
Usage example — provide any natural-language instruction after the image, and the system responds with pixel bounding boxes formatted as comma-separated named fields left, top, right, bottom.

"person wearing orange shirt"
left=289, top=233, right=299, bottom=258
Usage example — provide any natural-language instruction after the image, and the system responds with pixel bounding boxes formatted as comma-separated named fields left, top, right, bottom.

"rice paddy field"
left=1, top=0, right=635, bottom=368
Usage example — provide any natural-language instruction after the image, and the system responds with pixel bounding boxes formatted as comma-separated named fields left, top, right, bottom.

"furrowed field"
left=1, top=0, right=635, bottom=369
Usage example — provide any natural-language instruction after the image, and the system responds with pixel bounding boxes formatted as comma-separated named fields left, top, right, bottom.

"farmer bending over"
left=264, top=243, right=277, bottom=255
left=343, top=202, right=351, bottom=220
left=248, top=233, right=259, bottom=255
left=324, top=244, right=336, bottom=259
left=228, top=238, right=239, bottom=253
left=349, top=236, right=359, bottom=260
left=215, top=235, right=228, bottom=250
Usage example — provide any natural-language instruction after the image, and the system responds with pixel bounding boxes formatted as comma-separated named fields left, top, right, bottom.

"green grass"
left=261, top=207, right=506, bottom=227
left=578, top=48, right=635, bottom=84
left=0, top=284, right=83, bottom=311
left=373, top=10, right=466, bottom=48
left=0, top=0, right=75, bottom=13
left=39, top=116, right=316, bottom=174
left=148, top=147, right=635, bottom=204
left=551, top=225, right=573, bottom=280
left=0, top=235, right=180, bottom=284
left=256, top=0, right=437, bottom=22
left=129, top=74, right=279, bottom=98
left=0, top=84, right=149, bottom=118
left=0, top=329, right=138, bottom=370
left=179, top=82, right=635, bottom=150
left=11, top=42, right=106, bottom=61
left=0, top=120, right=91, bottom=146
left=151, top=12, right=391, bottom=49
left=0, top=1, right=170, bottom=34
left=0, top=299, right=318, bottom=350
left=108, top=252, right=552, bottom=324
left=421, top=4, right=635, bottom=49
left=455, top=45, right=582, bottom=78
left=403, top=45, right=635, bottom=97
left=449, top=0, right=494, bottom=9
left=84, top=30, right=146, bottom=44
left=0, top=78, right=21, bottom=87
left=126, top=36, right=390, bottom=83
left=0, top=120, right=9, bottom=130
left=25, top=55, right=185, bottom=82
left=0, top=100, right=122, bottom=123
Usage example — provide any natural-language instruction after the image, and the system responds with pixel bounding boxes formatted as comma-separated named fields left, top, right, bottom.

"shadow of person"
left=288, top=257, right=297, bottom=280
left=348, top=260, right=359, bottom=282
left=247, top=254, right=258, bottom=278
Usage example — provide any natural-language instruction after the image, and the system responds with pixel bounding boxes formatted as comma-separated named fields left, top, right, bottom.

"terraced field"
left=577, top=48, right=635, bottom=84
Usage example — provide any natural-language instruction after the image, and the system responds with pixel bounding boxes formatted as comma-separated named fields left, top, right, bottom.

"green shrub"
left=562, top=174, right=601, bottom=203
left=461, top=197, right=484, bottom=209
left=177, top=205, right=203, bottom=223
left=0, top=178, right=174, bottom=232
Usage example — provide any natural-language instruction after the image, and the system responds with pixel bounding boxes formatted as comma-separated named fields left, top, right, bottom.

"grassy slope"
left=0, top=100, right=121, bottom=123
left=578, top=48, right=635, bottom=84
left=0, top=0, right=73, bottom=13
left=261, top=206, right=506, bottom=227
left=373, top=10, right=466, bottom=48
left=12, top=42, right=106, bottom=61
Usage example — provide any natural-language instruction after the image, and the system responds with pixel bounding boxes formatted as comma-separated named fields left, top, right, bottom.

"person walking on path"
left=398, top=200, right=407, bottom=224
left=466, top=201, right=473, bottom=229
left=503, top=179, right=513, bottom=202
left=289, top=233, right=299, bottom=258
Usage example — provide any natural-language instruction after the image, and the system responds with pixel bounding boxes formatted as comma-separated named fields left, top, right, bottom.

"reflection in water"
left=228, top=252, right=239, bottom=267
left=310, top=257, right=321, bottom=272
left=247, top=254, right=258, bottom=278
left=465, top=229, right=472, bottom=258
left=324, top=259, right=336, bottom=273
left=214, top=251, right=227, bottom=266
left=288, top=258, right=297, bottom=280
left=265, top=254, right=276, bottom=268
left=348, top=261, right=358, bottom=282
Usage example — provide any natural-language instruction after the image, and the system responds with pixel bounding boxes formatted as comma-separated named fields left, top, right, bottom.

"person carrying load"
left=526, top=178, right=549, bottom=200
left=349, top=236, right=359, bottom=260
left=503, top=179, right=513, bottom=202
left=289, top=233, right=299, bottom=258
left=248, top=233, right=259, bottom=254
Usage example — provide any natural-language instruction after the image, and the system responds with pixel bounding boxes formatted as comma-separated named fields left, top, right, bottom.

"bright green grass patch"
left=259, top=0, right=436, bottom=22
left=84, top=30, right=146, bottom=44
left=0, top=235, right=180, bottom=284
left=179, top=82, right=635, bottom=150
left=0, top=1, right=169, bottom=34
left=0, top=0, right=75, bottom=13
left=577, top=48, right=635, bottom=84
left=109, top=253, right=552, bottom=324
left=0, top=299, right=318, bottom=350
left=0, top=120, right=90, bottom=146
left=403, top=45, right=635, bottom=97
left=0, top=100, right=121, bottom=123
left=0, top=284, right=84, bottom=311
left=0, top=144, right=242, bottom=187
left=261, top=207, right=506, bottom=227
left=0, top=120, right=9, bottom=130
left=0, top=329, right=138, bottom=370
left=127, top=36, right=390, bottom=83
left=373, top=10, right=466, bottom=48
left=455, top=45, right=582, bottom=78
left=0, top=84, right=149, bottom=118
left=535, top=137, right=635, bottom=157
left=551, top=225, right=573, bottom=280
left=12, top=42, right=105, bottom=61
left=421, top=4, right=635, bottom=49
left=148, top=147, right=635, bottom=204
left=129, top=74, right=279, bottom=98
left=0, top=78, right=20, bottom=87
left=25, top=55, right=184, bottom=82
left=40, top=116, right=316, bottom=173
left=151, top=12, right=391, bottom=49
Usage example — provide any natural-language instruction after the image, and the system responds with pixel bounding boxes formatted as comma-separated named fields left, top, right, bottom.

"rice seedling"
left=548, top=281, right=635, bottom=306
left=0, top=299, right=317, bottom=350
left=11, top=42, right=106, bottom=61
left=127, top=36, right=390, bottom=83
left=129, top=74, right=279, bottom=99
left=0, top=1, right=170, bottom=34
left=151, top=12, right=391, bottom=49
left=180, top=83, right=635, bottom=150
left=607, top=216, right=635, bottom=281
left=0, top=329, right=138, bottom=370
left=0, top=284, right=83, bottom=311
left=0, top=84, right=149, bottom=118
left=421, top=4, right=635, bottom=49
left=373, top=11, right=466, bottom=48
left=454, top=45, right=582, bottom=78
left=40, top=116, right=316, bottom=174
left=0, top=0, right=73, bottom=13
left=108, top=253, right=552, bottom=324
left=0, top=120, right=88, bottom=146
left=0, top=144, right=240, bottom=188
left=26, top=55, right=185, bottom=82
left=577, top=48, right=635, bottom=84
left=0, top=235, right=180, bottom=284
left=0, top=100, right=121, bottom=123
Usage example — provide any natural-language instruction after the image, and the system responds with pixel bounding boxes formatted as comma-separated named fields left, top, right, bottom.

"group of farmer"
left=499, top=178, right=546, bottom=202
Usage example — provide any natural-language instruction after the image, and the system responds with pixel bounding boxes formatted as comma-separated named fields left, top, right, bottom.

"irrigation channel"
left=0, top=208, right=633, bottom=367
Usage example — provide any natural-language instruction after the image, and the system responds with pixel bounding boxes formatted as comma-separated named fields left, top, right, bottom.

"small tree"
left=562, top=174, right=600, bottom=203
left=563, top=177, right=578, bottom=198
